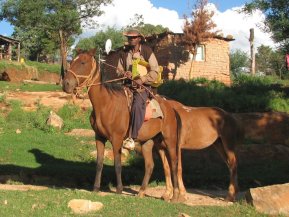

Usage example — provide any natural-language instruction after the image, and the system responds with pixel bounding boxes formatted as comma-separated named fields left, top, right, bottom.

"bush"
left=159, top=75, right=289, bottom=113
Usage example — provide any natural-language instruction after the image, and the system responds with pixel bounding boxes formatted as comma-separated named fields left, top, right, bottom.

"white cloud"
left=80, top=0, right=183, bottom=38
left=79, top=0, right=275, bottom=53
left=210, top=4, right=275, bottom=53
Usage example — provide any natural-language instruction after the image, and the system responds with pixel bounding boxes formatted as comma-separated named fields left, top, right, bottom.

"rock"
left=46, top=111, right=63, bottom=130
left=121, top=148, right=130, bottom=157
left=0, top=184, right=48, bottom=191
left=68, top=199, right=103, bottom=214
left=179, top=213, right=191, bottom=217
left=245, top=183, right=289, bottom=216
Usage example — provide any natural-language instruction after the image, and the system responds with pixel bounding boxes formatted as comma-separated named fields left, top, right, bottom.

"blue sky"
left=150, top=0, right=248, bottom=15
left=0, top=0, right=248, bottom=37
left=0, top=0, right=274, bottom=52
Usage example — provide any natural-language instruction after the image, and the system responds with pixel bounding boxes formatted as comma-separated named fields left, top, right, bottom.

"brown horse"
left=62, top=49, right=181, bottom=201
left=156, top=100, right=244, bottom=202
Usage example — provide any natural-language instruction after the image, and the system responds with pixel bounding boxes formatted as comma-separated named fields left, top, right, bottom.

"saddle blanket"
left=144, top=99, right=164, bottom=121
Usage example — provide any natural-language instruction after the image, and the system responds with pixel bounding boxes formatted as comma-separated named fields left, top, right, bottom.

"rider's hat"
left=123, top=29, right=145, bottom=41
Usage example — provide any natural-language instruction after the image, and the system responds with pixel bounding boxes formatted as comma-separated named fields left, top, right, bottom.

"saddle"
left=124, top=87, right=163, bottom=121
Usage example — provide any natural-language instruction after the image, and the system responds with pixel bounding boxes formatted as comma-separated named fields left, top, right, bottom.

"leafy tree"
left=0, top=0, right=112, bottom=72
left=75, top=38, right=96, bottom=52
left=255, top=45, right=274, bottom=75
left=12, top=27, right=58, bottom=62
left=183, top=0, right=219, bottom=59
left=124, top=14, right=169, bottom=36
left=183, top=0, right=219, bottom=79
left=230, top=49, right=250, bottom=75
left=242, top=0, right=289, bottom=52
left=255, top=45, right=288, bottom=78
left=75, top=27, right=124, bottom=56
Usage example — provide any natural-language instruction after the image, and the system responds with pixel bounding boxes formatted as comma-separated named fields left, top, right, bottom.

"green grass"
left=0, top=76, right=288, bottom=215
left=0, top=81, right=61, bottom=92
left=0, top=59, right=25, bottom=71
left=0, top=59, right=60, bottom=74
left=25, top=60, right=60, bottom=74
left=0, top=189, right=266, bottom=217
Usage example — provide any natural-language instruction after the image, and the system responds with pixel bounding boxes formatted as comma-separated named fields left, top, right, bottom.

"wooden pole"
left=17, top=43, right=20, bottom=62
left=249, top=28, right=255, bottom=75
left=8, top=43, right=12, bottom=61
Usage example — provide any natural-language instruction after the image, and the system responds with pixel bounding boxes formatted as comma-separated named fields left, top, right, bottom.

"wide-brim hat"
left=123, top=29, right=145, bottom=41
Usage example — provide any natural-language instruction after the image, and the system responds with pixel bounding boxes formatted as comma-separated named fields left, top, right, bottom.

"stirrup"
left=123, top=138, right=135, bottom=151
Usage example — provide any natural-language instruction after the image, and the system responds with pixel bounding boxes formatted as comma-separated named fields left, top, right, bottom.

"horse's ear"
left=76, top=48, right=82, bottom=54
left=88, top=48, right=97, bottom=56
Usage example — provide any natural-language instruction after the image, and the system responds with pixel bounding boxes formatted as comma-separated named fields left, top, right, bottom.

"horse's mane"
left=100, top=47, right=129, bottom=92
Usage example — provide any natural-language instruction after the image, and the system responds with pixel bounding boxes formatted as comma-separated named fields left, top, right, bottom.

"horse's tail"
left=231, top=114, right=245, bottom=146
left=173, top=108, right=182, bottom=154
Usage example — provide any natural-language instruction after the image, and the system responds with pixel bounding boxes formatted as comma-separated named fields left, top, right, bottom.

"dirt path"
left=0, top=183, right=240, bottom=206
left=3, top=91, right=91, bottom=111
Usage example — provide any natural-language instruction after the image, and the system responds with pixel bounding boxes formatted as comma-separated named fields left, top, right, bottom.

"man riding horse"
left=118, top=29, right=161, bottom=150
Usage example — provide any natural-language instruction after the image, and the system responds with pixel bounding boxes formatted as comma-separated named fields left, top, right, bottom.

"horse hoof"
left=93, top=187, right=100, bottom=192
left=178, top=194, right=187, bottom=203
left=137, top=191, right=145, bottom=198
left=161, top=192, right=173, bottom=202
left=170, top=196, right=180, bottom=203
left=225, top=195, right=235, bottom=202
left=116, top=187, right=123, bottom=194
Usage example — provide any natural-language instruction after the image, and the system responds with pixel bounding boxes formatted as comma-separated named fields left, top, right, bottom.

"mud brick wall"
left=147, top=34, right=232, bottom=85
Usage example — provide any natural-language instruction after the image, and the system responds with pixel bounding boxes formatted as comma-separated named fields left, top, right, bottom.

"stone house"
left=145, top=31, right=234, bottom=85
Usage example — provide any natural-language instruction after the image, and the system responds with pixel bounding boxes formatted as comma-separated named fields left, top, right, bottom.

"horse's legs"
left=138, top=139, right=154, bottom=198
left=111, top=137, right=123, bottom=194
left=93, top=138, right=105, bottom=192
left=214, top=140, right=239, bottom=202
left=158, top=147, right=173, bottom=201
left=177, top=147, right=187, bottom=202
left=166, top=144, right=179, bottom=202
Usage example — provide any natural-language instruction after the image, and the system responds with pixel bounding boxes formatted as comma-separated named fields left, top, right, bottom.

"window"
left=187, top=45, right=205, bottom=61
left=195, top=45, right=205, bottom=61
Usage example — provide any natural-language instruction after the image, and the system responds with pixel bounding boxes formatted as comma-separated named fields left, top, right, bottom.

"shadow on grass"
left=0, top=148, right=165, bottom=192
left=0, top=147, right=288, bottom=196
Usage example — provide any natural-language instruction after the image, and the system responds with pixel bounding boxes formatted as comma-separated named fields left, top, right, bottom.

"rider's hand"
left=124, top=71, right=132, bottom=79
left=133, top=78, right=143, bottom=86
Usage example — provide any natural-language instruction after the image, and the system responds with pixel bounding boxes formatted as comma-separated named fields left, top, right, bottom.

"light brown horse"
left=157, top=100, right=244, bottom=202
left=62, top=49, right=181, bottom=201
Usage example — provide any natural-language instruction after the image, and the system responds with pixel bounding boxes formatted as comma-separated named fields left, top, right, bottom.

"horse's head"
left=62, top=48, right=97, bottom=93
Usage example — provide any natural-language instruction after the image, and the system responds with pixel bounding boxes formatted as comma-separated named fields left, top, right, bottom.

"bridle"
left=66, top=55, right=126, bottom=96
left=66, top=54, right=156, bottom=99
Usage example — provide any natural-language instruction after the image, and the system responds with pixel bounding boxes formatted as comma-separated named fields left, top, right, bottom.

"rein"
left=68, top=56, right=156, bottom=99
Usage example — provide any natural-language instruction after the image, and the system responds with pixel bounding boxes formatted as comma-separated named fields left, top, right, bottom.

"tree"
left=0, top=0, right=112, bottom=74
left=124, top=14, right=169, bottom=36
left=255, top=45, right=287, bottom=78
left=75, top=27, right=124, bottom=55
left=242, top=0, right=289, bottom=53
left=255, top=45, right=274, bottom=75
left=183, top=0, right=219, bottom=78
left=230, top=49, right=250, bottom=75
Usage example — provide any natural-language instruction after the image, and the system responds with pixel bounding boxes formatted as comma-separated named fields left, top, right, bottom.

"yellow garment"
left=132, top=58, right=163, bottom=87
